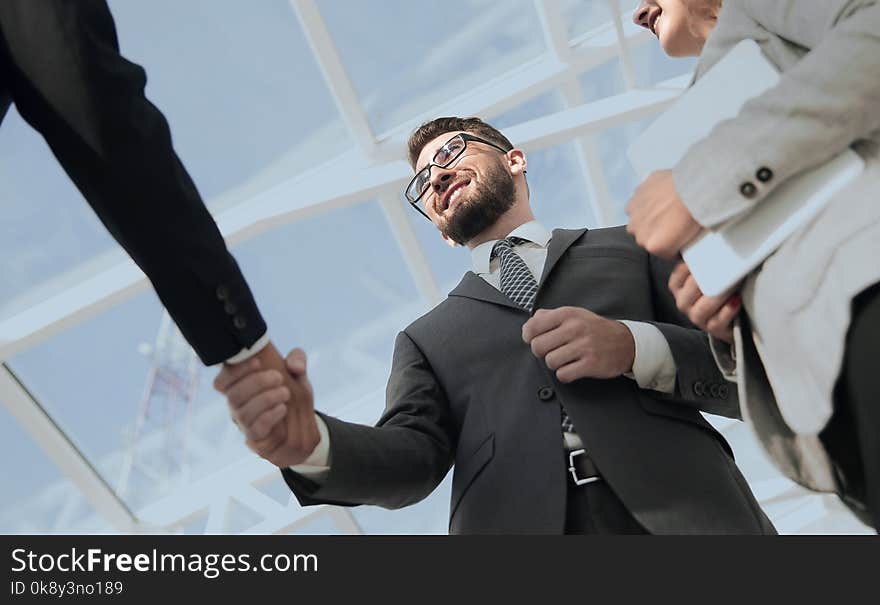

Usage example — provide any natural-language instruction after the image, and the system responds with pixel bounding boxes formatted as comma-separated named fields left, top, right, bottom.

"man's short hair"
left=407, top=117, right=514, bottom=169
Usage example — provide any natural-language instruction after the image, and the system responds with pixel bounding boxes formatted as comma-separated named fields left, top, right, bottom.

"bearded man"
left=214, top=117, right=775, bottom=535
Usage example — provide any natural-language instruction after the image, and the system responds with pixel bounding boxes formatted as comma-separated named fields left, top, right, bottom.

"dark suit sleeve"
left=282, top=331, right=455, bottom=509
left=0, top=0, right=264, bottom=365
left=643, top=253, right=741, bottom=419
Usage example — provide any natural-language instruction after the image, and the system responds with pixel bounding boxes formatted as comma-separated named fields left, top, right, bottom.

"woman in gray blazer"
left=626, top=0, right=880, bottom=531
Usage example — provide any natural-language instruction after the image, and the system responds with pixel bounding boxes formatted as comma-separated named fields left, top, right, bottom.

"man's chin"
left=443, top=217, right=489, bottom=246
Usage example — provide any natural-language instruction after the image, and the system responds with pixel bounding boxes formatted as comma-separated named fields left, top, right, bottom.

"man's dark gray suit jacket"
left=283, top=226, right=775, bottom=534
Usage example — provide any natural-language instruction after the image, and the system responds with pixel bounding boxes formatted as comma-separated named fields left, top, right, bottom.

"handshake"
left=213, top=346, right=320, bottom=468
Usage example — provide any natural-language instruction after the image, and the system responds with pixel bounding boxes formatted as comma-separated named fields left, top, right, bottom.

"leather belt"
left=567, top=449, right=602, bottom=486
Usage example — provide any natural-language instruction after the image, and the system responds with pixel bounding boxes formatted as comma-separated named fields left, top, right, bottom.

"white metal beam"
left=534, top=0, right=571, bottom=61
left=329, top=508, right=364, bottom=535
left=0, top=365, right=139, bottom=532
left=292, top=0, right=442, bottom=312
left=290, top=0, right=378, bottom=155
left=560, top=83, right=619, bottom=226
left=379, top=191, right=443, bottom=306
left=535, top=0, right=620, bottom=226
left=607, top=0, right=638, bottom=89
left=561, top=72, right=618, bottom=226
left=504, top=85, right=681, bottom=151
left=377, top=18, right=653, bottom=143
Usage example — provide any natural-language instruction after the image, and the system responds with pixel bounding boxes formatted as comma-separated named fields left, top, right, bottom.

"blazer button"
left=719, top=384, right=730, bottom=399
left=709, top=384, right=720, bottom=398
left=232, top=315, right=248, bottom=330
left=693, top=381, right=706, bottom=397
left=224, top=301, right=238, bottom=315
left=216, top=285, right=230, bottom=300
left=740, top=182, right=757, bottom=198
left=756, top=167, right=774, bottom=183
left=537, top=386, right=555, bottom=401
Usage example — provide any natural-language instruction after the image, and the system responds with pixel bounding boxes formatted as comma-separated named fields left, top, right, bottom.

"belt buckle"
left=568, top=449, right=600, bottom=486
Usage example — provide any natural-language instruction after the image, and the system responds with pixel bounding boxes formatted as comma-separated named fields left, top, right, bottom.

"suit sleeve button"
left=232, top=315, right=248, bottom=330
left=740, top=182, right=757, bottom=198
left=216, top=285, right=230, bottom=300
left=224, top=302, right=238, bottom=315
left=709, top=384, right=720, bottom=398
left=693, top=381, right=706, bottom=397
left=719, top=384, right=730, bottom=399
left=538, top=387, right=555, bottom=401
left=756, top=167, right=773, bottom=182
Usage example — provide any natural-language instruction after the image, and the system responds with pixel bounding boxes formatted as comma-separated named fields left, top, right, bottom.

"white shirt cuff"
left=619, top=320, right=677, bottom=394
left=224, top=332, right=271, bottom=364
left=289, top=414, right=330, bottom=480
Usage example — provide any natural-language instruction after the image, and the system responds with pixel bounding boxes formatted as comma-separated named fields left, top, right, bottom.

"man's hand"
left=668, top=261, right=741, bottom=344
left=625, top=170, right=702, bottom=259
left=214, top=344, right=319, bottom=468
left=522, top=307, right=635, bottom=382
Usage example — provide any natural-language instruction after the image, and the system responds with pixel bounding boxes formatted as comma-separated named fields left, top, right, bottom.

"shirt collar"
left=471, top=221, right=552, bottom=275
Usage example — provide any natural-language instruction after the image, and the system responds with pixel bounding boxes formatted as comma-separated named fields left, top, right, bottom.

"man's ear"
left=441, top=233, right=461, bottom=248
left=507, top=148, right=527, bottom=176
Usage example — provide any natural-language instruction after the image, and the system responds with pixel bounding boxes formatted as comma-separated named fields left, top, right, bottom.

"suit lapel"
left=448, top=272, right=523, bottom=312
left=536, top=228, right=587, bottom=291
left=447, top=228, right=588, bottom=312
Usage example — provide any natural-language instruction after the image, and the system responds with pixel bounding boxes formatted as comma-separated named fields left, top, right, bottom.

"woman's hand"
left=626, top=170, right=703, bottom=259
left=668, top=260, right=741, bottom=344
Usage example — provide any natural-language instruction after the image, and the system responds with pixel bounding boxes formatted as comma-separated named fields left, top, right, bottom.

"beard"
left=439, top=160, right=516, bottom=245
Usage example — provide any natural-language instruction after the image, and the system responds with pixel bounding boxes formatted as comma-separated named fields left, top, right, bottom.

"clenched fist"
left=522, top=307, right=635, bottom=382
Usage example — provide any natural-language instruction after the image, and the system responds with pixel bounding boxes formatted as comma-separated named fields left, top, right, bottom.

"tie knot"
left=491, top=236, right=529, bottom=260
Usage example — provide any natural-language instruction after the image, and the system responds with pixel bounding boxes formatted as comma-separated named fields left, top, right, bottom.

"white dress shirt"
left=290, top=221, right=678, bottom=477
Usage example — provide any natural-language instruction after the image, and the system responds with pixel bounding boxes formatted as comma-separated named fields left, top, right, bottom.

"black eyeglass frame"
left=403, top=133, right=510, bottom=221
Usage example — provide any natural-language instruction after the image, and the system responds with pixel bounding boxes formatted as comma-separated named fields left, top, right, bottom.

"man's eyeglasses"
left=404, top=133, right=509, bottom=220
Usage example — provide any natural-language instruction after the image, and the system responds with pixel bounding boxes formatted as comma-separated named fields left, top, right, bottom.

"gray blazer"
left=283, top=227, right=774, bottom=534
left=672, top=0, right=880, bottom=492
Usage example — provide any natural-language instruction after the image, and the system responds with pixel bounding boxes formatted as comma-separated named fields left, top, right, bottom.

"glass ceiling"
left=0, top=0, right=870, bottom=535
left=318, top=0, right=550, bottom=135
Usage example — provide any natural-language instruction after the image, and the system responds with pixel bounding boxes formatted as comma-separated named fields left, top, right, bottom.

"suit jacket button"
left=740, top=182, right=757, bottom=198
left=709, top=384, right=720, bottom=398
left=224, top=302, right=238, bottom=315
left=233, top=315, right=248, bottom=330
left=216, top=285, right=230, bottom=300
left=756, top=167, right=773, bottom=183
left=719, top=384, right=730, bottom=399
left=538, top=386, right=555, bottom=401
left=693, top=381, right=706, bottom=397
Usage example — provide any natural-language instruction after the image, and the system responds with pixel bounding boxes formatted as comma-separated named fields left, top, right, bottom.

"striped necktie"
left=492, top=237, right=576, bottom=433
